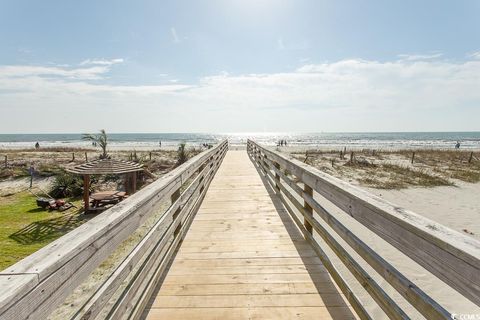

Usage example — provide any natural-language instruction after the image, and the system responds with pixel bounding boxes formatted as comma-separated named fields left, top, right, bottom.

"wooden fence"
left=247, top=140, right=480, bottom=320
left=0, top=140, right=228, bottom=320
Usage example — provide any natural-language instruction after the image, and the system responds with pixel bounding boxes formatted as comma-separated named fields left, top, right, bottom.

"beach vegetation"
left=176, top=142, right=189, bottom=166
left=291, top=148, right=478, bottom=189
left=49, top=172, right=90, bottom=197
left=357, top=164, right=453, bottom=189
left=82, top=129, right=109, bottom=159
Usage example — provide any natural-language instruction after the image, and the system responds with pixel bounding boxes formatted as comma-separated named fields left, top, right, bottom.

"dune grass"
left=356, top=163, right=453, bottom=189
left=291, top=148, right=478, bottom=189
left=0, top=192, right=86, bottom=270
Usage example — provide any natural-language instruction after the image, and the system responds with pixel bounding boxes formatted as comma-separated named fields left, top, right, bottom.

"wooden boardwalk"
left=144, top=151, right=356, bottom=319
left=2, top=142, right=476, bottom=319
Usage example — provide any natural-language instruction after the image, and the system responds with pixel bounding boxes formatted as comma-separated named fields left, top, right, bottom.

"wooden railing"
left=247, top=140, right=480, bottom=320
left=0, top=140, right=228, bottom=320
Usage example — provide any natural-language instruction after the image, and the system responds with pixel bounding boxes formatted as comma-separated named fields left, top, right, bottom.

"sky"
left=0, top=0, right=479, bottom=133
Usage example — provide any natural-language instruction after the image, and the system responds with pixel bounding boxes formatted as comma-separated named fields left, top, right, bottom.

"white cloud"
left=0, top=65, right=110, bottom=80
left=397, top=53, right=443, bottom=61
left=170, top=27, right=180, bottom=43
left=80, top=58, right=124, bottom=66
left=1, top=54, right=479, bottom=132
left=468, top=51, right=480, bottom=59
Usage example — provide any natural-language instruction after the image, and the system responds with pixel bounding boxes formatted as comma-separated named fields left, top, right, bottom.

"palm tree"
left=82, top=129, right=108, bottom=159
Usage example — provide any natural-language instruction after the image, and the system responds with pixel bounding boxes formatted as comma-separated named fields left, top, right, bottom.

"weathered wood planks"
left=248, top=140, right=480, bottom=319
left=143, top=150, right=357, bottom=320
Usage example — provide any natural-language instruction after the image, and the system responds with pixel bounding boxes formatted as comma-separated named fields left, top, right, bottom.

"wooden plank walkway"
left=144, top=150, right=357, bottom=319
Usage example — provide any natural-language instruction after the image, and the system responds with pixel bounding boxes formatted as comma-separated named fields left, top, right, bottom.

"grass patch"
left=383, top=149, right=480, bottom=183
left=292, top=149, right=479, bottom=188
left=448, top=168, right=480, bottom=183
left=0, top=192, right=87, bottom=271
left=358, top=164, right=453, bottom=189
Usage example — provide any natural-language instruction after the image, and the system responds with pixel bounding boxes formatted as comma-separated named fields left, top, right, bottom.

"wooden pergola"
left=66, top=159, right=144, bottom=212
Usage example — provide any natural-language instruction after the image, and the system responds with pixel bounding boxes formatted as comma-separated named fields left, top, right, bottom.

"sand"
left=365, top=181, right=480, bottom=240
left=0, top=176, right=53, bottom=196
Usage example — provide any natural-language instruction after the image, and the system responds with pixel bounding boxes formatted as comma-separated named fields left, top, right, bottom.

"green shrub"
left=176, top=142, right=189, bottom=166
left=49, top=172, right=88, bottom=198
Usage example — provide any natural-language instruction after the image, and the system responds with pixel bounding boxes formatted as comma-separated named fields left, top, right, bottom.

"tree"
left=82, top=129, right=108, bottom=159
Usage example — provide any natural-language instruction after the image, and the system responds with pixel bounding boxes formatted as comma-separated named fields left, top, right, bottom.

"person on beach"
left=455, top=141, right=461, bottom=149
left=35, top=142, right=40, bottom=149
left=159, top=141, right=162, bottom=147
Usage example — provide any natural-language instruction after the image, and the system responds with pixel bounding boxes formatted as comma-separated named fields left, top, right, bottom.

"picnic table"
left=90, top=191, right=126, bottom=208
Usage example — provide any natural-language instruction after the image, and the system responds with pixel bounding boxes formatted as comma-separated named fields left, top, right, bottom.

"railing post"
left=171, top=188, right=182, bottom=237
left=274, top=161, right=280, bottom=192
left=262, top=154, right=269, bottom=175
left=303, top=184, right=313, bottom=234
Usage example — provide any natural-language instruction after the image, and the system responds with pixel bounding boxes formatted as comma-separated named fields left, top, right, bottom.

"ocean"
left=0, top=132, right=479, bottom=150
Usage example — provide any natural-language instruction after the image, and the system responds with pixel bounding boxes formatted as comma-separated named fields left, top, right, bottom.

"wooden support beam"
left=273, top=161, right=280, bottom=192
left=83, top=174, right=90, bottom=212
left=132, top=172, right=137, bottom=194
left=171, top=188, right=182, bottom=237
left=303, top=184, right=313, bottom=235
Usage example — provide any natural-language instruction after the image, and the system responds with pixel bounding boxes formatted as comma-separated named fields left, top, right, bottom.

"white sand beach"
left=365, top=181, right=480, bottom=240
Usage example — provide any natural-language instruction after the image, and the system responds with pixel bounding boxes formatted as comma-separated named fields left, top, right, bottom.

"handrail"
left=247, top=139, right=480, bottom=320
left=0, top=140, right=228, bottom=320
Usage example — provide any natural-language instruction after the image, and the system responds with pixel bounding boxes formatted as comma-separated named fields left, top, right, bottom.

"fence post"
left=131, top=172, right=137, bottom=194
left=149, top=152, right=152, bottom=161
left=469, top=152, right=474, bottom=163
left=4, top=155, right=7, bottom=168
left=85, top=152, right=88, bottom=162
left=171, top=188, right=182, bottom=237
left=411, top=152, right=415, bottom=164
left=72, top=153, right=75, bottom=162
left=274, top=161, right=280, bottom=192
left=303, top=184, right=313, bottom=234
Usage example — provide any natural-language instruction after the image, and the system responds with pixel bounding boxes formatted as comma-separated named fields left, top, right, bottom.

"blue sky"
left=0, top=0, right=479, bottom=133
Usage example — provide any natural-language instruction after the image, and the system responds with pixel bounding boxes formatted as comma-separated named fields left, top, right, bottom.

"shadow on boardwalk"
left=248, top=152, right=357, bottom=319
